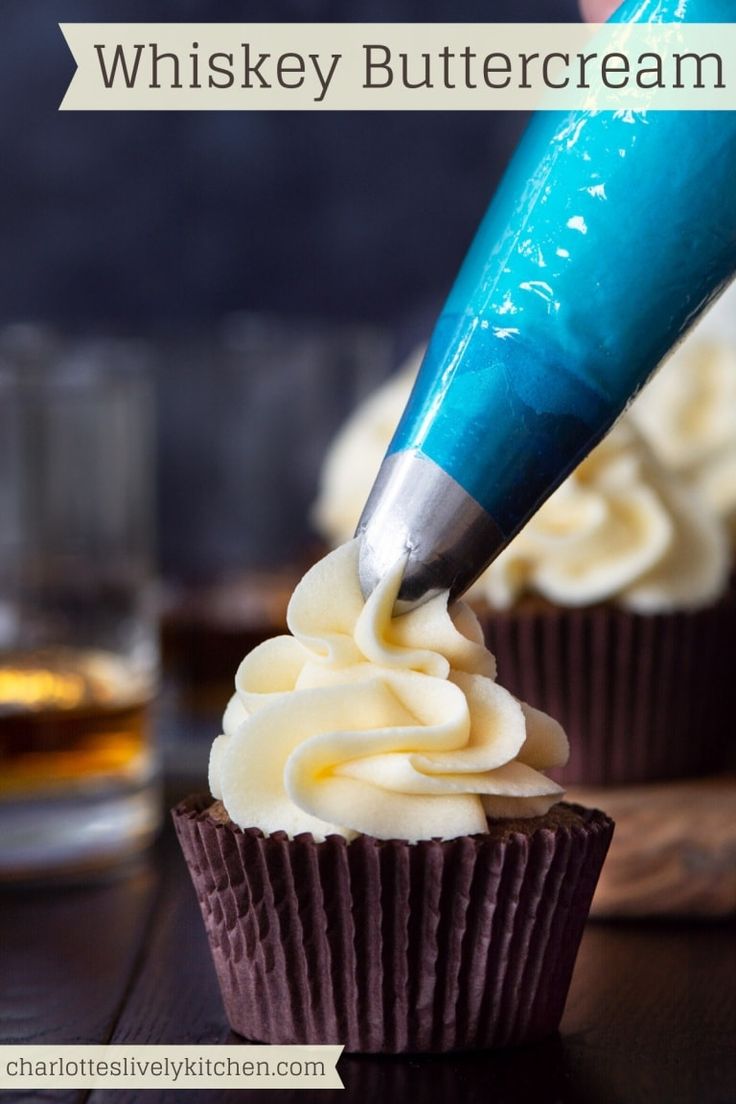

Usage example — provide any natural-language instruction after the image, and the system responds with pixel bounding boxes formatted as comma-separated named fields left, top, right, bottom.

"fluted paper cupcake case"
left=474, top=596, right=736, bottom=786
left=173, top=796, right=613, bottom=1054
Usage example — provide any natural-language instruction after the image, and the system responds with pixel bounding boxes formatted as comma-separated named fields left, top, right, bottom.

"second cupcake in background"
left=313, top=348, right=734, bottom=788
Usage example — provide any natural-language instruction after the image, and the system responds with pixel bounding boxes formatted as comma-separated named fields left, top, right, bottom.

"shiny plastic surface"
left=390, top=0, right=736, bottom=537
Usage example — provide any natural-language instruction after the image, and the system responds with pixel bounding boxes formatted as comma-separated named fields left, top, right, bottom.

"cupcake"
left=313, top=355, right=733, bottom=786
left=173, top=540, right=613, bottom=1053
left=468, top=420, right=731, bottom=785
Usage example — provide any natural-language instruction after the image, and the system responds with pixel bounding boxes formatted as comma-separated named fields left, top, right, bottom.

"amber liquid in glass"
left=0, top=647, right=153, bottom=798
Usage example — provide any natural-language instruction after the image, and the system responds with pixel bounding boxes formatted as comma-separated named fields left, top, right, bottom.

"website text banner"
left=0, top=1045, right=343, bottom=1091
left=58, top=23, right=736, bottom=111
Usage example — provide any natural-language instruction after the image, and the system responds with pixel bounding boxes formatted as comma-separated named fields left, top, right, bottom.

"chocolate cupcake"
left=313, top=360, right=732, bottom=787
left=173, top=541, right=613, bottom=1052
left=465, top=420, right=733, bottom=785
left=469, top=421, right=732, bottom=785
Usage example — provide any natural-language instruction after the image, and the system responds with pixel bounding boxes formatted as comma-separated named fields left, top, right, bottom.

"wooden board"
left=571, top=774, right=736, bottom=917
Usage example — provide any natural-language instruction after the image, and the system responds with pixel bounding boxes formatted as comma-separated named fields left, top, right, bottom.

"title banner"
left=59, top=23, right=736, bottom=110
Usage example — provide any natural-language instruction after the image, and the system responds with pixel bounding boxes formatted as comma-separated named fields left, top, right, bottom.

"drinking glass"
left=0, top=332, right=160, bottom=881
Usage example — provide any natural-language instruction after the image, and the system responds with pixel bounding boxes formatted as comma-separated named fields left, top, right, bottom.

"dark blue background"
left=2, top=0, right=576, bottom=328
left=2, top=1, right=578, bottom=576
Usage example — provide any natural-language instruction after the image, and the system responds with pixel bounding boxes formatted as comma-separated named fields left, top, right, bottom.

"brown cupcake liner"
left=173, top=796, right=613, bottom=1054
left=474, top=596, right=736, bottom=786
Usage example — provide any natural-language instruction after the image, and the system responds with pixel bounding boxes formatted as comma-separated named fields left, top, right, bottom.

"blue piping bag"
left=358, top=0, right=736, bottom=611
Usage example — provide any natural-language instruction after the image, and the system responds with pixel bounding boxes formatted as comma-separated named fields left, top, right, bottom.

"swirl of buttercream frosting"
left=630, top=284, right=736, bottom=539
left=209, top=539, right=568, bottom=842
left=477, top=421, right=727, bottom=612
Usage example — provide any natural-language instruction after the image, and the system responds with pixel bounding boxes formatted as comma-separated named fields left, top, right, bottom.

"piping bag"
left=357, top=0, right=736, bottom=613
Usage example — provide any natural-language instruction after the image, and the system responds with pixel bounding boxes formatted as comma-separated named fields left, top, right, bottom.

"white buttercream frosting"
left=630, top=284, right=736, bottom=537
left=314, top=350, right=728, bottom=612
left=209, top=540, right=568, bottom=842
left=476, top=421, right=727, bottom=611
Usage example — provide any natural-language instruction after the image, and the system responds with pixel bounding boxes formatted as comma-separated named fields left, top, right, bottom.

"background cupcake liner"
left=475, top=597, right=736, bottom=786
left=173, top=796, right=613, bottom=1054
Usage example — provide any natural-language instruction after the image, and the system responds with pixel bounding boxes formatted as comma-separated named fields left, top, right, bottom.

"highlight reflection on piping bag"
left=358, top=0, right=736, bottom=612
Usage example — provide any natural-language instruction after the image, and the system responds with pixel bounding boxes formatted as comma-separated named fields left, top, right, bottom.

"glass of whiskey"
left=0, top=332, right=160, bottom=881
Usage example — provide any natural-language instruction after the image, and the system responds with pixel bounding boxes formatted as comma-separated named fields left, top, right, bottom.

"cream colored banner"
left=59, top=22, right=736, bottom=110
left=0, top=1044, right=344, bottom=1090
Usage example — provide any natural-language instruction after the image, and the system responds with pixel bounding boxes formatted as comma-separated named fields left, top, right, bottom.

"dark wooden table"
left=2, top=773, right=735, bottom=1104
